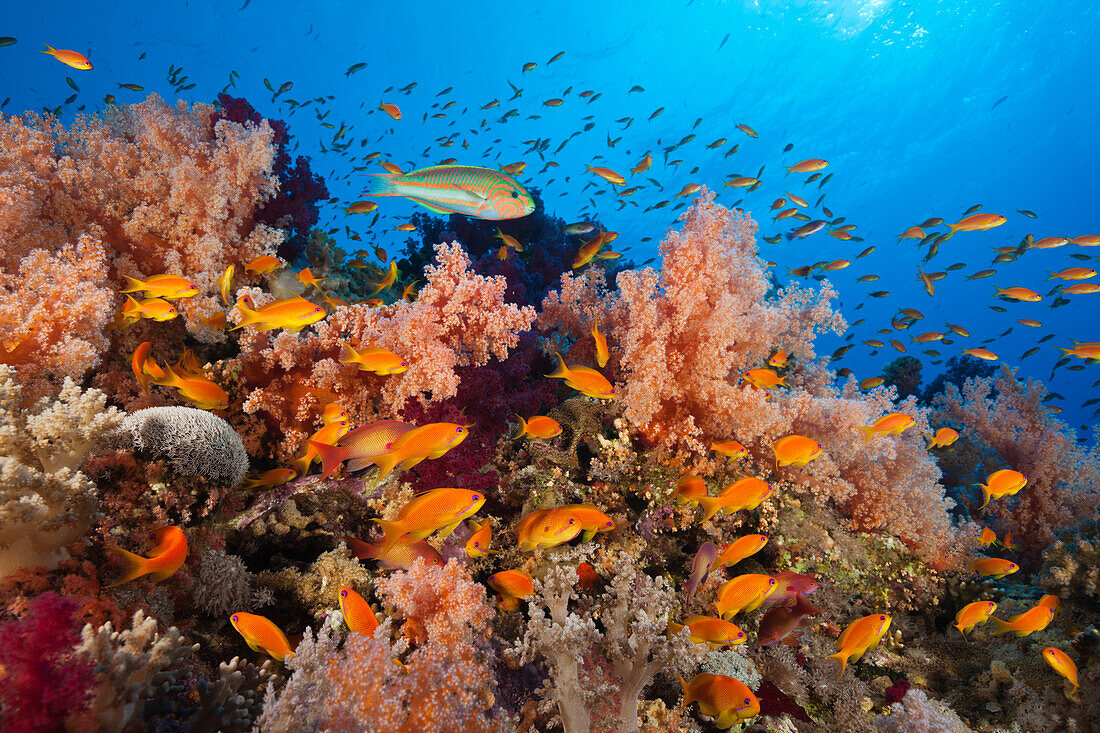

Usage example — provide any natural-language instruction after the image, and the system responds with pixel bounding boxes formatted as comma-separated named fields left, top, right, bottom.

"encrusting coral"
left=0, top=365, right=122, bottom=579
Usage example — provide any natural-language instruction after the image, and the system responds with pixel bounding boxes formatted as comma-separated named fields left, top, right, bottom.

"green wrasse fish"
left=365, top=165, right=535, bottom=220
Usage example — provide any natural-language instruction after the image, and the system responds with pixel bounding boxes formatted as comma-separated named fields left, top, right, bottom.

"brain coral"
left=112, top=406, right=249, bottom=486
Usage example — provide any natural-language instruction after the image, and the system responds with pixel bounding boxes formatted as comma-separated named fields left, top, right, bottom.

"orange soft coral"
left=0, top=236, right=114, bottom=401
left=233, top=241, right=536, bottom=459
left=0, top=95, right=284, bottom=359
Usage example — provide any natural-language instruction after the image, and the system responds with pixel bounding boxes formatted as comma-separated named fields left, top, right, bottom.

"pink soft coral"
left=233, top=241, right=537, bottom=459
left=0, top=592, right=96, bottom=733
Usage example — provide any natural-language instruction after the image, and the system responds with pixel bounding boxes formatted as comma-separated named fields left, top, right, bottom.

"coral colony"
left=1, top=92, right=1098, bottom=733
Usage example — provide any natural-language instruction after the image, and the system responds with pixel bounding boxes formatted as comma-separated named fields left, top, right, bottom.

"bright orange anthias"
left=954, top=600, right=997, bottom=637
left=338, top=587, right=379, bottom=635
left=339, top=342, right=407, bottom=375
left=673, top=473, right=709, bottom=506
left=121, top=274, right=199, bottom=300
left=668, top=616, right=747, bottom=646
left=714, top=574, right=777, bottom=619
left=373, top=487, right=485, bottom=556
left=370, top=422, right=472, bottom=479
left=773, top=434, right=821, bottom=469
left=829, top=613, right=892, bottom=677
left=107, top=526, right=188, bottom=587
left=679, top=673, right=760, bottom=728
left=558, top=504, right=615, bottom=541
left=547, top=353, right=616, bottom=399
left=513, top=414, right=563, bottom=440
left=856, top=412, right=914, bottom=443
left=990, top=605, right=1054, bottom=637
left=488, top=570, right=534, bottom=611
left=465, top=518, right=495, bottom=557
left=712, top=535, right=768, bottom=570
left=154, top=364, right=229, bottom=410
left=231, top=296, right=326, bottom=333
left=516, top=507, right=582, bottom=551
left=309, top=419, right=415, bottom=478
left=291, top=419, right=350, bottom=476
left=697, top=477, right=772, bottom=523
left=709, top=439, right=748, bottom=460
left=343, top=536, right=444, bottom=570
left=230, top=612, right=295, bottom=662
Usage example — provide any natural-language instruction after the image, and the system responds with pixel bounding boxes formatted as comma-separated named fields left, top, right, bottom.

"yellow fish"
left=926, top=427, right=959, bottom=449
left=697, top=477, right=772, bottom=523
left=513, top=414, right=562, bottom=440
left=591, top=317, right=609, bottom=367
left=373, top=487, right=485, bottom=556
left=710, top=439, right=748, bottom=459
left=121, top=274, right=198, bottom=300
left=978, top=469, right=1027, bottom=509
left=714, top=574, right=777, bottom=619
left=231, top=296, right=326, bottom=333
left=487, top=570, right=534, bottom=612
left=154, top=364, right=228, bottom=410
left=370, top=422, right=471, bottom=479
left=828, top=613, right=891, bottom=677
left=712, top=535, right=768, bottom=570
left=339, top=343, right=407, bottom=375
left=107, top=527, right=188, bottom=587
left=338, top=587, right=379, bottom=635
left=856, top=412, right=914, bottom=443
left=515, top=507, right=581, bottom=551
left=464, top=518, right=495, bottom=557
left=968, top=557, right=1019, bottom=579
left=668, top=616, right=747, bottom=646
left=990, top=605, right=1053, bottom=637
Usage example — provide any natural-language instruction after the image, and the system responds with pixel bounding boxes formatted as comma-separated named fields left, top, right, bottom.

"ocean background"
left=5, top=0, right=1099, bottom=431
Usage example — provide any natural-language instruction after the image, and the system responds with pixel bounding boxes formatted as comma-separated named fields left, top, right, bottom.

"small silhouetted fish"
left=991, top=95, right=1008, bottom=109
left=783, top=143, right=793, bottom=152
left=649, top=107, right=664, bottom=120
left=346, top=62, right=367, bottom=77
left=117, top=83, right=144, bottom=91
left=138, top=51, right=146, bottom=60
left=1017, top=209, right=1037, bottom=218
left=237, top=0, right=250, bottom=9
left=548, top=51, right=564, bottom=64
left=0, top=37, right=17, bottom=47
left=964, top=203, right=983, bottom=215
left=718, top=33, right=729, bottom=51
left=66, top=77, right=79, bottom=91
left=629, top=85, right=644, bottom=93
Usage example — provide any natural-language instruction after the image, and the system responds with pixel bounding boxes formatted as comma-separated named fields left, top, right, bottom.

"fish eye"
left=232, top=615, right=239, bottom=622
left=472, top=494, right=480, bottom=500
left=569, top=518, right=575, bottom=524
left=509, top=189, right=519, bottom=198
left=313, top=307, right=321, bottom=312
left=340, top=589, right=347, bottom=597
left=769, top=579, right=777, bottom=585
left=879, top=615, right=887, bottom=620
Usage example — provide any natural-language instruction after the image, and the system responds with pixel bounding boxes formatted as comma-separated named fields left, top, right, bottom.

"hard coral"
left=110, top=406, right=249, bottom=487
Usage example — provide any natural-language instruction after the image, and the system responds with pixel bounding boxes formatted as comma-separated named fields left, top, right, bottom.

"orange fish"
left=758, top=595, right=821, bottom=648
left=962, top=347, right=999, bottom=361
left=897, top=226, right=925, bottom=242
left=516, top=507, right=581, bottom=551
left=768, top=350, right=789, bottom=368
left=297, top=267, right=327, bottom=291
left=859, top=377, right=885, bottom=390
left=231, top=296, right=326, bottom=333
left=736, top=123, right=758, bottom=138
left=591, top=317, right=609, bottom=368
left=678, top=673, right=760, bottom=727
left=244, top=255, right=283, bottom=275
left=668, top=616, right=747, bottom=646
left=291, top=419, right=350, bottom=476
left=712, top=535, right=768, bottom=570
left=131, top=341, right=156, bottom=391
left=979, top=527, right=997, bottom=548
left=585, top=165, right=625, bottom=185
left=714, top=574, right=777, bottom=619
left=1056, top=342, right=1100, bottom=360
left=343, top=536, right=444, bottom=570
left=954, top=600, right=997, bottom=637
left=381, top=161, right=404, bottom=175
left=674, top=473, right=709, bottom=506
left=994, top=286, right=1041, bottom=302
left=559, top=504, right=615, bottom=541
left=785, top=159, right=827, bottom=176
left=494, top=228, right=524, bottom=251
left=926, top=427, right=959, bottom=449
left=339, top=586, right=379, bottom=635
left=379, top=102, right=402, bottom=119
left=1047, top=267, right=1097, bottom=280
left=345, top=201, right=379, bottom=215
left=339, top=343, right=407, bottom=375
left=41, top=44, right=92, bottom=70
left=488, top=570, right=533, bottom=612
left=370, top=260, right=399, bottom=296
left=742, top=368, right=786, bottom=391
left=370, top=422, right=471, bottom=479
left=1062, top=282, right=1100, bottom=295
left=122, top=295, right=178, bottom=322
left=547, top=353, right=616, bottom=399
left=773, top=435, right=822, bottom=469
left=322, top=403, right=347, bottom=423
left=465, top=518, right=495, bottom=557
left=697, top=477, right=772, bottom=523
left=969, top=557, right=1019, bottom=579
left=243, top=468, right=297, bottom=489
left=217, top=265, right=234, bottom=306
left=1043, top=647, right=1079, bottom=696
left=309, top=419, right=415, bottom=478
left=631, top=154, right=652, bottom=175
left=513, top=414, right=563, bottom=440
left=856, top=413, right=914, bottom=443
left=121, top=274, right=198, bottom=300
left=1002, top=531, right=1022, bottom=552
left=572, top=231, right=606, bottom=268
left=373, top=488, right=485, bottom=555
left=230, top=612, right=294, bottom=662
left=154, top=364, right=228, bottom=410
left=990, top=605, right=1054, bottom=637
left=828, top=613, right=892, bottom=677
left=978, top=469, right=1027, bottom=509
left=1038, top=594, right=1062, bottom=614
left=946, top=212, right=1007, bottom=239
left=107, top=527, right=188, bottom=587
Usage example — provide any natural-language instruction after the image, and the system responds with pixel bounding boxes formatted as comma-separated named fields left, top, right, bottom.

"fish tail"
left=512, top=414, right=528, bottom=440
left=371, top=450, right=402, bottom=480
left=856, top=426, right=877, bottom=444
left=943, top=225, right=957, bottom=242
left=677, top=674, right=693, bottom=707
left=120, top=275, right=146, bottom=293
left=925, top=435, right=936, bottom=449
left=978, top=484, right=991, bottom=509
left=152, top=364, right=181, bottom=389
left=364, top=173, right=401, bottom=197
left=827, top=651, right=849, bottom=677
left=229, top=303, right=263, bottom=331
left=989, top=617, right=1014, bottom=636
left=289, top=455, right=311, bottom=477
left=41, top=44, right=55, bottom=55
left=547, top=352, right=570, bottom=379
left=338, top=343, right=360, bottom=365
left=697, top=496, right=724, bottom=524
left=107, top=546, right=150, bottom=587
left=784, top=166, right=792, bottom=177
left=341, top=536, right=380, bottom=560
left=308, top=439, right=346, bottom=479
left=371, top=518, right=406, bottom=556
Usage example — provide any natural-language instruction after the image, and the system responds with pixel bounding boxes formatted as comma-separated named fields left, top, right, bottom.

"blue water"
left=5, top=0, right=1099, bottom=431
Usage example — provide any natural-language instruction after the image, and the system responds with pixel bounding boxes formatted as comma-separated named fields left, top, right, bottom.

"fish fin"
left=41, top=44, right=55, bottom=54
left=436, top=519, right=463, bottom=539
left=989, top=617, right=1013, bottom=635
left=977, top=484, right=991, bottom=510
left=580, top=529, right=596, bottom=543
left=364, top=173, right=400, bottom=197
left=827, top=651, right=848, bottom=677
left=371, top=518, right=406, bottom=558
left=228, top=303, right=263, bottom=331
left=677, top=674, right=692, bottom=708
left=306, top=439, right=346, bottom=479
left=106, top=546, right=149, bottom=587
left=405, top=196, right=453, bottom=214
left=341, top=536, right=380, bottom=561
left=338, top=343, right=360, bottom=364
left=512, top=414, right=528, bottom=440
left=696, top=496, right=724, bottom=524
left=345, top=455, right=383, bottom=473
left=371, top=451, right=402, bottom=480
left=856, top=426, right=877, bottom=444
left=546, top=353, right=569, bottom=379
left=289, top=455, right=310, bottom=477
left=120, top=275, right=146, bottom=293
